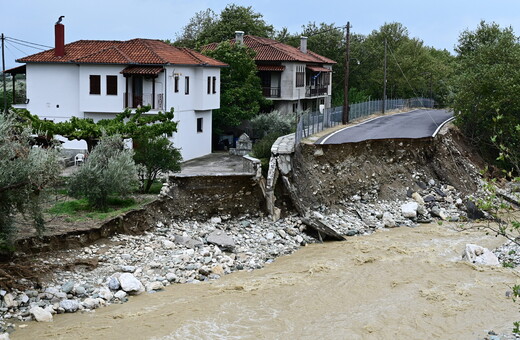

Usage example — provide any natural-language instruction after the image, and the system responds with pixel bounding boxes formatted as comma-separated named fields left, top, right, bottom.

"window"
left=212, top=76, right=216, bottom=94
left=207, top=76, right=211, bottom=94
left=106, top=75, right=117, bottom=95
left=185, top=76, right=190, bottom=95
left=296, top=65, right=305, bottom=87
left=89, top=75, right=100, bottom=95
left=197, top=118, right=203, bottom=133
left=292, top=103, right=298, bottom=113
left=174, top=76, right=179, bottom=93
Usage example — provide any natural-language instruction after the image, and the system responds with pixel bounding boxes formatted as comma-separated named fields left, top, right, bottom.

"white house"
left=205, top=32, right=336, bottom=114
left=8, top=22, right=227, bottom=161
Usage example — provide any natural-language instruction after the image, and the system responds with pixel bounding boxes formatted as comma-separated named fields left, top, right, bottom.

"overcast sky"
left=2, top=0, right=519, bottom=69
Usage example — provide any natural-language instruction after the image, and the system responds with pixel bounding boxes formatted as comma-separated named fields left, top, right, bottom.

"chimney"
left=235, top=31, right=244, bottom=46
left=54, top=16, right=65, bottom=57
left=300, top=36, right=308, bottom=54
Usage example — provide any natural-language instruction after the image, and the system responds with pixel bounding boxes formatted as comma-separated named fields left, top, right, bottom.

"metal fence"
left=295, top=97, right=435, bottom=144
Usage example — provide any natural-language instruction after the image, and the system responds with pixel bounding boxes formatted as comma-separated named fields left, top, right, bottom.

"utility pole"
left=342, top=22, right=350, bottom=125
left=1, top=33, right=6, bottom=114
left=382, top=38, right=387, bottom=114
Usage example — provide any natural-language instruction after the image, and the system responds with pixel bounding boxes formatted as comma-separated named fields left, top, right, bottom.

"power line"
left=5, top=41, right=28, bottom=56
left=5, top=36, right=52, bottom=49
left=5, top=38, right=48, bottom=51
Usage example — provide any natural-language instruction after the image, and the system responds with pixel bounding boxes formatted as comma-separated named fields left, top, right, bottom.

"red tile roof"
left=204, top=35, right=336, bottom=64
left=257, top=65, right=285, bottom=71
left=17, top=39, right=227, bottom=67
left=121, top=66, right=164, bottom=75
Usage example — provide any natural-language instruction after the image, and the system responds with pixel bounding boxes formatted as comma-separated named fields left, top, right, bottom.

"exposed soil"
left=291, top=123, right=486, bottom=211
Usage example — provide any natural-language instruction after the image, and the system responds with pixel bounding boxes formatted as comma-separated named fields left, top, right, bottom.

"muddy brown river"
left=12, top=224, right=520, bottom=340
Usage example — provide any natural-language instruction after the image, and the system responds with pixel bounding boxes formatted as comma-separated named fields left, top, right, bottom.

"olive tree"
left=0, top=113, right=61, bottom=248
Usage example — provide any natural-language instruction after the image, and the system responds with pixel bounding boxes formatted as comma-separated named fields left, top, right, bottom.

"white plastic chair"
left=74, top=153, right=85, bottom=166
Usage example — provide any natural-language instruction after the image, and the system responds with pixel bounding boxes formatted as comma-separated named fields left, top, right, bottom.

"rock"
left=210, top=216, right=222, bottom=224
left=434, top=187, right=446, bottom=197
left=3, top=293, right=15, bottom=308
left=463, top=244, right=500, bottom=266
left=430, top=206, right=448, bottom=220
left=0, top=333, right=9, bottom=340
left=114, top=291, right=127, bottom=300
left=211, top=264, right=225, bottom=276
left=428, top=179, right=436, bottom=186
left=82, top=298, right=100, bottom=309
left=465, top=200, right=485, bottom=220
left=266, top=232, right=275, bottom=240
left=417, top=204, right=428, bottom=216
left=98, top=288, right=114, bottom=301
left=121, top=265, right=136, bottom=273
left=165, top=273, right=178, bottom=282
left=423, top=195, right=436, bottom=202
left=149, top=262, right=161, bottom=269
left=383, top=212, right=397, bottom=228
left=118, top=273, right=144, bottom=295
left=146, top=281, right=164, bottom=292
left=207, top=230, right=235, bottom=250
left=74, top=286, right=86, bottom=296
left=411, top=192, right=425, bottom=205
left=108, top=277, right=120, bottom=291
left=61, top=281, right=75, bottom=294
left=198, top=267, right=212, bottom=276
left=346, top=230, right=358, bottom=237
left=162, top=240, right=175, bottom=249
left=60, top=299, right=79, bottom=313
left=416, top=181, right=427, bottom=190
left=401, top=202, right=419, bottom=219
left=29, top=306, right=53, bottom=322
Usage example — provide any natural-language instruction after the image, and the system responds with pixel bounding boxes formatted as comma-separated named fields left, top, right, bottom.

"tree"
left=452, top=21, right=520, bottom=173
left=174, top=4, right=274, bottom=47
left=203, top=42, right=269, bottom=133
left=16, top=106, right=178, bottom=152
left=68, top=134, right=138, bottom=211
left=133, top=136, right=182, bottom=193
left=0, top=113, right=61, bottom=248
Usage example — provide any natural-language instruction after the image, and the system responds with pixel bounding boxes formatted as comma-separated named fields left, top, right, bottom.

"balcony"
left=124, top=93, right=164, bottom=110
left=305, top=85, right=328, bottom=98
left=262, top=87, right=281, bottom=98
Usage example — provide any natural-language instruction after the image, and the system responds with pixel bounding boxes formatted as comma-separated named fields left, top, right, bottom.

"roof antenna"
left=56, top=16, right=65, bottom=25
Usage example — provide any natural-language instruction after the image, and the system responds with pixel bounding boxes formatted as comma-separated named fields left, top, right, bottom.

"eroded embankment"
left=290, top=125, right=484, bottom=211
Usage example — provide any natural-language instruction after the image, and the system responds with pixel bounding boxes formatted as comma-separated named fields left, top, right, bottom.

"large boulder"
left=60, top=299, right=79, bottom=313
left=462, top=244, right=500, bottom=266
left=401, top=202, right=419, bottom=219
left=207, top=230, right=235, bottom=250
left=30, top=306, right=53, bottom=322
left=118, top=273, right=144, bottom=295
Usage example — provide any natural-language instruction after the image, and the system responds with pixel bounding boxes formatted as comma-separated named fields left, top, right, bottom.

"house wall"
left=171, top=110, right=212, bottom=161
left=25, top=63, right=80, bottom=120
left=79, top=65, right=126, bottom=114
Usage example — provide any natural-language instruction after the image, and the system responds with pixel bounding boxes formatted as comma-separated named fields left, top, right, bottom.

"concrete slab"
left=179, top=152, right=246, bottom=175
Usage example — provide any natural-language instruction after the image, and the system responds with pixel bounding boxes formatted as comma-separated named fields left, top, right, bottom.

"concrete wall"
left=171, top=109, right=212, bottom=161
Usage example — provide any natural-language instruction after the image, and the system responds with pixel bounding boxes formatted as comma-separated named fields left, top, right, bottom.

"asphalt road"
left=317, top=109, right=454, bottom=145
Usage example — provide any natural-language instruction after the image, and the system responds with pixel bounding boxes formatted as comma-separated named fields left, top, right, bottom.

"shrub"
left=68, top=134, right=138, bottom=211
left=252, top=132, right=281, bottom=159
left=250, top=110, right=296, bottom=139
left=133, top=136, right=182, bottom=193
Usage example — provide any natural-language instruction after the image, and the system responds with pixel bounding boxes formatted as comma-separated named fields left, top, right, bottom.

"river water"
left=13, top=224, right=520, bottom=340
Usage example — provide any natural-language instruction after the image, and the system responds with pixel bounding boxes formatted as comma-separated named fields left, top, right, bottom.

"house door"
left=132, top=76, right=143, bottom=107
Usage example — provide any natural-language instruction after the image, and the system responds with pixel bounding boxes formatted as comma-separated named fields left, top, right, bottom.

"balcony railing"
left=124, top=93, right=164, bottom=110
left=262, top=87, right=281, bottom=98
left=305, top=85, right=328, bottom=97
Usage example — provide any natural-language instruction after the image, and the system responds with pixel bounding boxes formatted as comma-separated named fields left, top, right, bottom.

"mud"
left=12, top=223, right=520, bottom=340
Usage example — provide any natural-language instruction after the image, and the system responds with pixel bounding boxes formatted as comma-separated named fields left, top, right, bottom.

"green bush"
left=250, top=110, right=296, bottom=139
left=133, top=136, right=182, bottom=193
left=252, top=132, right=281, bottom=159
left=68, top=134, right=138, bottom=211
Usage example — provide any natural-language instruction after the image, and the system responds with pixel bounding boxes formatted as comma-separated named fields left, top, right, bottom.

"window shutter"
left=106, top=75, right=118, bottom=95
left=90, top=75, right=101, bottom=94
